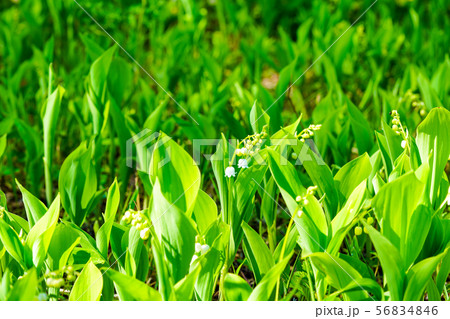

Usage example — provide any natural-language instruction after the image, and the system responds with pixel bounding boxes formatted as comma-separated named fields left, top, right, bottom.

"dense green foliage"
left=0, top=0, right=449, bottom=301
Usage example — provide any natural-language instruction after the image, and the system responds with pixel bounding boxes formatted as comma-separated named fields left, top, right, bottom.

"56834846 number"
left=375, top=306, right=438, bottom=316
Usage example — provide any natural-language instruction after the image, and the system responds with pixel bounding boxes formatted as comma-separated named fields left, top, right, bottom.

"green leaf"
left=42, top=85, right=65, bottom=204
left=0, top=134, right=6, bottom=159
left=69, top=260, right=103, bottom=301
left=364, top=224, right=405, bottom=301
left=173, top=266, right=202, bottom=301
left=151, top=236, right=175, bottom=301
left=328, top=180, right=367, bottom=255
left=325, top=278, right=383, bottom=301
left=247, top=254, right=292, bottom=301
left=0, top=218, right=25, bottom=268
left=59, top=142, right=98, bottom=226
left=151, top=178, right=196, bottom=282
left=403, top=249, right=448, bottom=301
left=381, top=120, right=404, bottom=165
left=224, top=273, right=252, bottom=301
left=47, top=224, right=80, bottom=270
left=372, top=172, right=425, bottom=259
left=249, top=100, right=270, bottom=134
left=89, top=45, right=117, bottom=104
left=193, top=247, right=222, bottom=301
left=149, top=132, right=200, bottom=216
left=16, top=180, right=47, bottom=228
left=347, top=100, right=373, bottom=154
left=309, top=252, right=371, bottom=300
left=193, top=190, right=218, bottom=234
left=242, top=221, right=274, bottom=283
left=334, top=153, right=372, bottom=202
left=291, top=139, right=339, bottom=218
left=416, top=107, right=450, bottom=205
left=7, top=268, right=37, bottom=301
left=96, top=179, right=120, bottom=258
left=25, top=195, right=60, bottom=269
left=105, top=269, right=161, bottom=301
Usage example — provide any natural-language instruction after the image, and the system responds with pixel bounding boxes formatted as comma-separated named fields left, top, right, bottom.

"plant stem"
left=275, top=207, right=298, bottom=301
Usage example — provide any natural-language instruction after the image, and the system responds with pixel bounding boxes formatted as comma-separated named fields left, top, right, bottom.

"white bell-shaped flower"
left=225, top=166, right=236, bottom=177
left=238, top=158, right=248, bottom=169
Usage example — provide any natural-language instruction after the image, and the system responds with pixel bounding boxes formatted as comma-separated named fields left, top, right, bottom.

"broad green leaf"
left=328, top=180, right=367, bottom=255
left=242, top=221, right=274, bottom=283
left=372, top=171, right=425, bottom=257
left=325, top=278, right=383, bottom=301
left=404, top=205, right=433, bottom=267
left=149, top=133, right=200, bottom=216
left=105, top=269, right=161, bottom=301
left=381, top=120, right=404, bottom=165
left=151, top=178, right=196, bottom=282
left=16, top=180, right=47, bottom=228
left=42, top=85, right=65, bottom=204
left=151, top=237, right=175, bottom=301
left=25, top=195, right=60, bottom=269
left=249, top=100, right=270, bottom=134
left=347, top=100, right=373, bottom=154
left=416, top=107, right=450, bottom=205
left=0, top=219, right=25, bottom=268
left=291, top=139, right=339, bottom=218
left=193, top=247, right=222, bottom=301
left=7, top=268, right=37, bottom=301
left=364, top=224, right=405, bottom=301
left=309, top=252, right=370, bottom=300
left=96, top=179, right=120, bottom=257
left=247, top=254, right=292, bottom=301
left=334, top=153, right=371, bottom=202
left=89, top=45, right=117, bottom=105
left=375, top=132, right=393, bottom=176
left=174, top=266, right=202, bottom=301
left=47, top=224, right=80, bottom=270
left=403, top=249, right=448, bottom=301
left=193, top=190, right=218, bottom=234
left=59, top=142, right=98, bottom=226
left=267, top=149, right=326, bottom=254
left=69, top=260, right=103, bottom=301
left=224, top=273, right=252, bottom=301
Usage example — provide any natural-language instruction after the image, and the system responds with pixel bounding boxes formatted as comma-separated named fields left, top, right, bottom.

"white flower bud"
left=200, top=244, right=210, bottom=255
left=140, top=228, right=150, bottom=240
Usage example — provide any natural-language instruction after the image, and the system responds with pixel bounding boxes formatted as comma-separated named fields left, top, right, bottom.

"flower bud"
left=355, top=226, right=363, bottom=236
left=200, top=244, right=210, bottom=255
left=140, top=228, right=150, bottom=240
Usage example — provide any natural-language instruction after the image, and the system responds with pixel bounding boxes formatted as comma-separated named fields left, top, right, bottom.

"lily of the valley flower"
left=238, top=158, right=248, bottom=169
left=225, top=166, right=236, bottom=177
left=200, top=244, right=210, bottom=254
left=140, top=228, right=150, bottom=240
